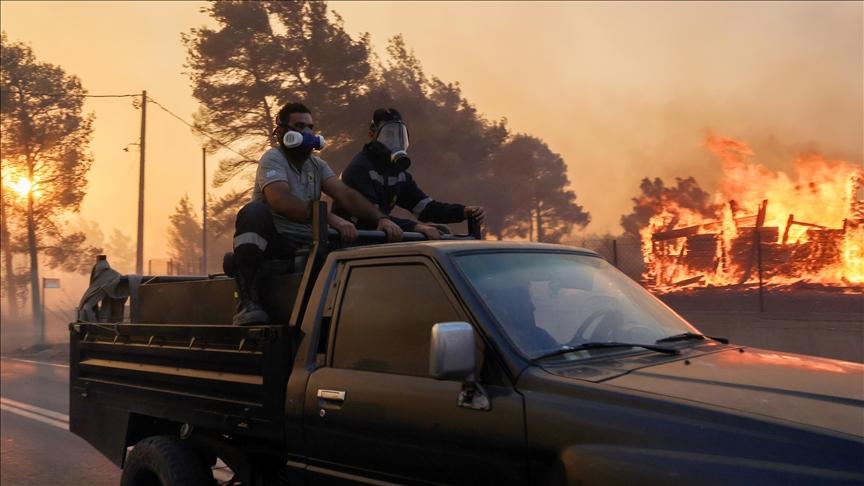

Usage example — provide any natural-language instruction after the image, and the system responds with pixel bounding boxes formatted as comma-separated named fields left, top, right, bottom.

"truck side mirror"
left=429, top=322, right=491, bottom=411
left=429, top=322, right=476, bottom=381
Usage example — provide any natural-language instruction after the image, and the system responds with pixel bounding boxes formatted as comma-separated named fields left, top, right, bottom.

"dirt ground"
left=657, top=287, right=863, bottom=363
left=678, top=310, right=862, bottom=363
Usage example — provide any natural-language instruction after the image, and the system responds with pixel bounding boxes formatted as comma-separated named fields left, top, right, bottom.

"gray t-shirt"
left=252, top=147, right=336, bottom=245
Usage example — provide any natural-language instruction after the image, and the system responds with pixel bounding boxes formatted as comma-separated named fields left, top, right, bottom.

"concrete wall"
left=679, top=311, right=863, bottom=363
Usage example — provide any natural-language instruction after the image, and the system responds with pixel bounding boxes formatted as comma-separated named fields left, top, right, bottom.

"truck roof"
left=329, top=240, right=602, bottom=260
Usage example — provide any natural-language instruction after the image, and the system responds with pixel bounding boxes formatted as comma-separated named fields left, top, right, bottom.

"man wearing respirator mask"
left=231, top=102, right=403, bottom=325
left=337, top=108, right=485, bottom=240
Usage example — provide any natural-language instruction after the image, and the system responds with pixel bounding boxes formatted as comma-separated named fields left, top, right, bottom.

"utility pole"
left=201, top=147, right=208, bottom=275
left=135, top=90, right=147, bottom=274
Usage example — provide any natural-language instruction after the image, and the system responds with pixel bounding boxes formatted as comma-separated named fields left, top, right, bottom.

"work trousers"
left=233, top=202, right=296, bottom=279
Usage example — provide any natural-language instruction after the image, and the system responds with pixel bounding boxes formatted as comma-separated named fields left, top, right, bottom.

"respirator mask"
left=373, top=121, right=410, bottom=168
left=281, top=128, right=325, bottom=154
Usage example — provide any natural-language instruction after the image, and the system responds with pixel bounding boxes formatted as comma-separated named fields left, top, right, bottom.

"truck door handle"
left=317, top=389, right=346, bottom=402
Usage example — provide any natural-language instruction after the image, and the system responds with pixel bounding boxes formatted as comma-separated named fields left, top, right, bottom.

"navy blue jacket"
left=338, top=145, right=465, bottom=231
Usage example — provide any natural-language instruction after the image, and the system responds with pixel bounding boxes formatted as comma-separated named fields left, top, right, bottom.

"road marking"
left=1, top=357, right=70, bottom=368
left=0, top=397, right=69, bottom=422
left=2, top=393, right=234, bottom=482
left=1, top=401, right=69, bottom=430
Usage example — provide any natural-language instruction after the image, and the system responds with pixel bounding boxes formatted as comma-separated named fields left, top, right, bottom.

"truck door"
left=303, top=258, right=526, bottom=485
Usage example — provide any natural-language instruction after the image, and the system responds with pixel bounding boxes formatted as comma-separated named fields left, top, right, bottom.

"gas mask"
left=281, top=128, right=325, bottom=153
left=374, top=121, right=410, bottom=168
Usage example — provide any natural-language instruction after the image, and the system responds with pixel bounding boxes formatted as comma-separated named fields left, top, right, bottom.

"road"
left=1, top=357, right=236, bottom=486
left=1, top=357, right=120, bottom=485
left=1, top=357, right=234, bottom=485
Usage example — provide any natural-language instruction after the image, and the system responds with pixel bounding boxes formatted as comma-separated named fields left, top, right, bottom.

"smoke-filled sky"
left=1, top=0, right=861, bottom=265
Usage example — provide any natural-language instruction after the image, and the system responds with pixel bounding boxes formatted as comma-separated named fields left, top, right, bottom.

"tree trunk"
left=26, top=159, right=41, bottom=344
left=535, top=202, right=544, bottom=243
left=0, top=191, right=19, bottom=319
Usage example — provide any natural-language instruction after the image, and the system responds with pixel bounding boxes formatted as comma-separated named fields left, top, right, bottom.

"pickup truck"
left=69, top=204, right=864, bottom=485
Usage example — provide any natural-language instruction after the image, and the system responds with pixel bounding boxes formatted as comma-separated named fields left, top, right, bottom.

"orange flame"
left=642, top=135, right=864, bottom=291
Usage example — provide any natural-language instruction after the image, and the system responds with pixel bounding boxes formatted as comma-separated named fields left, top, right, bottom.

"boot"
left=233, top=268, right=269, bottom=326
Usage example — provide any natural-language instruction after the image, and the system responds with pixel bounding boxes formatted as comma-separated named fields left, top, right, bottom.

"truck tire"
left=121, top=435, right=215, bottom=486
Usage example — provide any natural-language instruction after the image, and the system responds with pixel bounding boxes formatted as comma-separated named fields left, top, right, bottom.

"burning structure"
left=641, top=135, right=864, bottom=292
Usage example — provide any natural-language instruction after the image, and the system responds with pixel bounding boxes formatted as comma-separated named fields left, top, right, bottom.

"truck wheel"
left=121, top=435, right=215, bottom=486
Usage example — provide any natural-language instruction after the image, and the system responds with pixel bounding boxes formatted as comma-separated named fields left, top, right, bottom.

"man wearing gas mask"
left=338, top=108, right=485, bottom=240
left=232, top=102, right=403, bottom=325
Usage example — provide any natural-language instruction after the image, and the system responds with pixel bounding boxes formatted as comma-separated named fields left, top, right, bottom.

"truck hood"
left=605, top=348, right=864, bottom=438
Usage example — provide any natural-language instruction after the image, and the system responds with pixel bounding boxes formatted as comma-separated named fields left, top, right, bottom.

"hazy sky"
left=2, top=0, right=862, bottom=267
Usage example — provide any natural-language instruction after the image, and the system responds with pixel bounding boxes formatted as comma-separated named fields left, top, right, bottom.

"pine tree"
left=1, top=32, right=100, bottom=327
left=182, top=0, right=374, bottom=186
left=183, top=2, right=592, bottom=242
left=486, top=135, right=591, bottom=242
left=167, top=195, right=202, bottom=275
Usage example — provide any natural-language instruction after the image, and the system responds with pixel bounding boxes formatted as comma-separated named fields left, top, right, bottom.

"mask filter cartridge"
left=282, top=131, right=325, bottom=151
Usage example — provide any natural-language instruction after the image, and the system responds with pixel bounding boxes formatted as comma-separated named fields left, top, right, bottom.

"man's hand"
left=323, top=178, right=401, bottom=236
left=377, top=217, right=403, bottom=242
left=329, top=214, right=358, bottom=244
left=464, top=206, right=486, bottom=224
left=414, top=224, right=442, bottom=240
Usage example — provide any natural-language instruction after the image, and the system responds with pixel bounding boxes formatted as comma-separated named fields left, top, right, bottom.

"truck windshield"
left=455, top=252, right=700, bottom=360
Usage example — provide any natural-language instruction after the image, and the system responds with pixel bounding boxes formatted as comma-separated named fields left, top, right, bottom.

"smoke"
left=562, top=2, right=862, bottom=233
left=1, top=1, right=860, bottom=247
left=333, top=1, right=863, bottom=234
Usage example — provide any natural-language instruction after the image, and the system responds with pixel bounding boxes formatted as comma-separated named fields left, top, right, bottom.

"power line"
left=67, top=94, right=140, bottom=98
left=146, top=96, right=251, bottom=160
left=0, top=89, right=139, bottom=98
left=1, top=87, right=252, bottom=159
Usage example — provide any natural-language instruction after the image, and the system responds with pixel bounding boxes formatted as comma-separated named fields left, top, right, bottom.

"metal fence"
left=562, top=235, right=645, bottom=282
left=147, top=259, right=199, bottom=276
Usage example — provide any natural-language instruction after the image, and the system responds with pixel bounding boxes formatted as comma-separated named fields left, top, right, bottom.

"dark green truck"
left=69, top=205, right=864, bottom=485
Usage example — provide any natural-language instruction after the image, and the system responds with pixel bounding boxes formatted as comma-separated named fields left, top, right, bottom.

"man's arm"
left=397, top=174, right=467, bottom=224
left=340, top=163, right=381, bottom=213
left=323, top=177, right=384, bottom=222
left=263, top=181, right=312, bottom=221
left=323, top=177, right=403, bottom=241
left=342, top=162, right=419, bottom=232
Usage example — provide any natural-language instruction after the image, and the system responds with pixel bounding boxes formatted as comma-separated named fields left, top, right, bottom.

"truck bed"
left=136, top=273, right=303, bottom=325
left=69, top=322, right=293, bottom=465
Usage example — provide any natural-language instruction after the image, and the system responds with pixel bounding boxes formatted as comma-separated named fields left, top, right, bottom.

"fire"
left=641, top=135, right=864, bottom=291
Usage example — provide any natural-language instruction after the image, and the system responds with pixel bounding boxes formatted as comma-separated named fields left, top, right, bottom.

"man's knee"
left=236, top=202, right=271, bottom=227
left=235, top=202, right=272, bottom=251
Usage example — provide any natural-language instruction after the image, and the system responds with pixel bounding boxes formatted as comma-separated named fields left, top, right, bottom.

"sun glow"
left=9, top=177, right=34, bottom=197
left=1, top=168, right=40, bottom=199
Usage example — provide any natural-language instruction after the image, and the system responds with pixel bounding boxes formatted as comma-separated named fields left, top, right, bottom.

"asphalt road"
left=1, top=357, right=121, bottom=485
left=1, top=357, right=235, bottom=485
